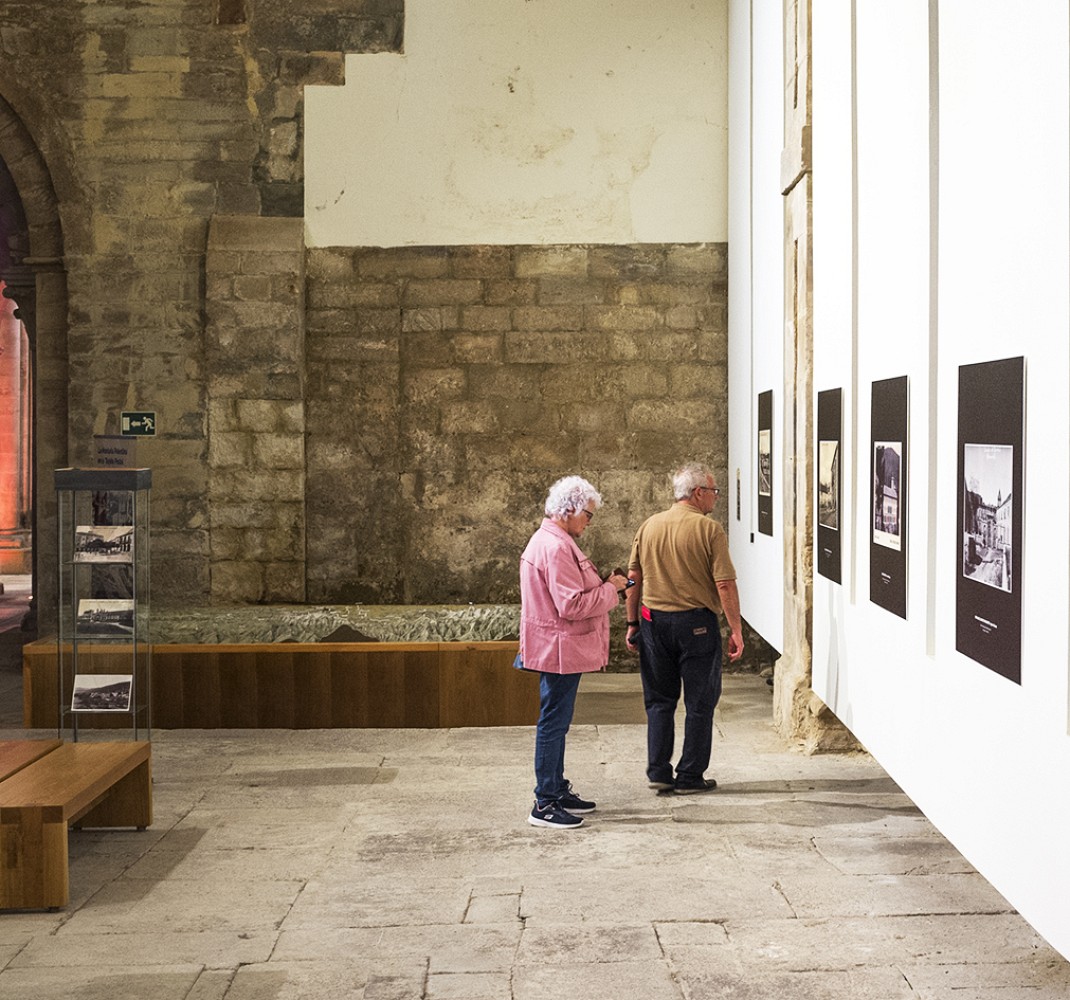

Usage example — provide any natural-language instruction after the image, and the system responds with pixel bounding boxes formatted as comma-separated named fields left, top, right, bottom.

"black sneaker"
left=674, top=776, right=718, bottom=795
left=528, top=800, right=584, bottom=829
left=556, top=781, right=596, bottom=814
left=648, top=775, right=675, bottom=791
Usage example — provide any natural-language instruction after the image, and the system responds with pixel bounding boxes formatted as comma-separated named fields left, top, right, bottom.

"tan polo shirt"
left=628, top=504, right=736, bottom=614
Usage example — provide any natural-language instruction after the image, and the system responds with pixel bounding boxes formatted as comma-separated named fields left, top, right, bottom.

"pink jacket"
left=519, top=518, right=620, bottom=674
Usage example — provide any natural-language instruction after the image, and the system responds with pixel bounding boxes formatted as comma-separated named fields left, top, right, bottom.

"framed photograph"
left=73, top=525, right=134, bottom=563
left=955, top=356, right=1023, bottom=683
left=757, top=389, right=773, bottom=536
left=76, top=599, right=135, bottom=636
left=870, top=376, right=909, bottom=618
left=71, top=674, right=133, bottom=712
left=816, top=387, right=843, bottom=583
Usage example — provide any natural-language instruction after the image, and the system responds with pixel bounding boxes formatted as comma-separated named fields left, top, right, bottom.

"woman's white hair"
left=672, top=462, right=713, bottom=500
left=544, top=475, right=603, bottom=519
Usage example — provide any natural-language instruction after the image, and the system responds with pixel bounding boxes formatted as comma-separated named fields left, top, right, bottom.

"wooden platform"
left=23, top=640, right=539, bottom=730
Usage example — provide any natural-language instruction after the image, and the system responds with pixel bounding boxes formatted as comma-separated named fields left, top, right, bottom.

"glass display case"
left=54, top=468, right=151, bottom=740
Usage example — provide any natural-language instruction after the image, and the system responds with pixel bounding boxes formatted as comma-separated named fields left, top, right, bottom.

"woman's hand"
left=606, top=572, right=629, bottom=592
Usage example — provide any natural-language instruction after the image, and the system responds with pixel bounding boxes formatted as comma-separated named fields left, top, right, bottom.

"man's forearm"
left=716, top=579, right=742, bottom=635
left=626, top=569, right=642, bottom=620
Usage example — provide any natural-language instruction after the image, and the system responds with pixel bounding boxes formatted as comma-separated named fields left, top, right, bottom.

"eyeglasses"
left=697, top=486, right=721, bottom=498
left=580, top=509, right=595, bottom=521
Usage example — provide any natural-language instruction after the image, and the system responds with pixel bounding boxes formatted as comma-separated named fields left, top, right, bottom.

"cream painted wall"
left=304, top=0, right=728, bottom=248
left=812, top=0, right=1070, bottom=960
left=727, top=0, right=785, bottom=654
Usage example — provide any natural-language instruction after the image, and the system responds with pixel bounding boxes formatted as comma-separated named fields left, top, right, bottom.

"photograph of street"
left=962, top=443, right=1013, bottom=593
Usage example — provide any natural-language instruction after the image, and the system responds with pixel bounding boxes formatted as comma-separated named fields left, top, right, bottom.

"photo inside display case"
left=72, top=674, right=133, bottom=712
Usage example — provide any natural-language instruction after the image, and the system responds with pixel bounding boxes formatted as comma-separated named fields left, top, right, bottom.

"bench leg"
left=74, top=756, right=153, bottom=830
left=0, top=807, right=69, bottom=910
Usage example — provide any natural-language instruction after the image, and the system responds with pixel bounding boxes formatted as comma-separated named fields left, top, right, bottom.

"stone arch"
left=0, top=87, right=69, bottom=630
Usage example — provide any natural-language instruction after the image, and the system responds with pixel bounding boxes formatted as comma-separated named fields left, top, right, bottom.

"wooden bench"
left=0, top=741, right=152, bottom=910
left=0, top=739, right=63, bottom=781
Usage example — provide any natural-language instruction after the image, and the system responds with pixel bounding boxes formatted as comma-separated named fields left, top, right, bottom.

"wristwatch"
left=626, top=620, right=640, bottom=628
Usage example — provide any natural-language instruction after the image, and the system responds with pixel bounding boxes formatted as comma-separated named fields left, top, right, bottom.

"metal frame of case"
left=54, top=468, right=151, bottom=741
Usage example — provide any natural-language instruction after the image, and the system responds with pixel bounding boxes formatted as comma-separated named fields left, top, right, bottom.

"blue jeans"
left=533, top=671, right=583, bottom=803
left=638, top=607, right=723, bottom=783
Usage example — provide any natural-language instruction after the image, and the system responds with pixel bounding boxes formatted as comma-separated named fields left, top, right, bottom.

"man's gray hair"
left=545, top=475, right=603, bottom=519
left=672, top=463, right=713, bottom=501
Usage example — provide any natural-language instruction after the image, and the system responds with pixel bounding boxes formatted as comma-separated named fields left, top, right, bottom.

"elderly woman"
left=519, top=475, right=628, bottom=829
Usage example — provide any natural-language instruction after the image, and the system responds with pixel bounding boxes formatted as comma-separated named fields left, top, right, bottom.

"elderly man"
left=625, top=463, right=744, bottom=794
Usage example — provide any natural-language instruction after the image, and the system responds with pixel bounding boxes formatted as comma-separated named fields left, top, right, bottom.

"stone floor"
left=2, top=666, right=1070, bottom=998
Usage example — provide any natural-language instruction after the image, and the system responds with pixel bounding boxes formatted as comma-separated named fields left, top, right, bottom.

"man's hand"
left=715, top=579, right=744, bottom=662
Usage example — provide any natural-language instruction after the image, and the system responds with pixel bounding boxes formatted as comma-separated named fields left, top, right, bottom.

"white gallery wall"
left=811, top=0, right=1070, bottom=958
left=727, top=0, right=786, bottom=653
left=305, top=0, right=729, bottom=248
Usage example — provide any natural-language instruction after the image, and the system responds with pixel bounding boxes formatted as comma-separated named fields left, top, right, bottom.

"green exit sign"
left=121, top=411, right=157, bottom=436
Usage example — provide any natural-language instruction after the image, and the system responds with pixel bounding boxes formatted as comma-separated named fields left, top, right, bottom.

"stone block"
left=451, top=334, right=503, bottom=363
left=358, top=248, right=450, bottom=280
left=463, top=366, right=533, bottom=400
left=211, top=468, right=305, bottom=503
left=233, top=275, right=274, bottom=302
left=458, top=306, right=511, bottom=333
left=515, top=246, right=589, bottom=277
left=665, top=305, right=700, bottom=329
left=484, top=280, right=538, bottom=306
left=511, top=305, right=584, bottom=332
left=211, top=560, right=264, bottom=603
left=505, top=331, right=609, bottom=364
left=440, top=401, right=498, bottom=435
left=537, top=278, right=608, bottom=305
left=234, top=398, right=292, bottom=433
left=210, top=526, right=244, bottom=560
left=402, top=308, right=446, bottom=334
left=263, top=562, right=306, bottom=603
left=402, top=368, right=466, bottom=404
left=208, top=431, right=252, bottom=469
left=588, top=245, right=665, bottom=280
left=252, top=432, right=304, bottom=469
left=670, top=363, right=727, bottom=398
left=585, top=305, right=661, bottom=332
left=448, top=245, right=513, bottom=279
left=488, top=397, right=552, bottom=434
left=308, top=280, right=398, bottom=309
left=666, top=242, right=728, bottom=277
left=208, top=215, right=304, bottom=253
left=402, top=279, right=484, bottom=307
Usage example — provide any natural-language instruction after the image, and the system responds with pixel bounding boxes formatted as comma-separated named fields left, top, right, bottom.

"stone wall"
left=305, top=243, right=729, bottom=604
left=0, top=0, right=401, bottom=614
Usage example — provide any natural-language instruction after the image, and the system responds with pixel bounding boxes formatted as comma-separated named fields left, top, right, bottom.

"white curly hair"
left=544, top=475, right=603, bottom=519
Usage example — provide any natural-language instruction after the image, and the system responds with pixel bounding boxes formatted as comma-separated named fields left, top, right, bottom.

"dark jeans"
left=638, top=606, right=723, bottom=783
left=533, top=670, right=583, bottom=803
